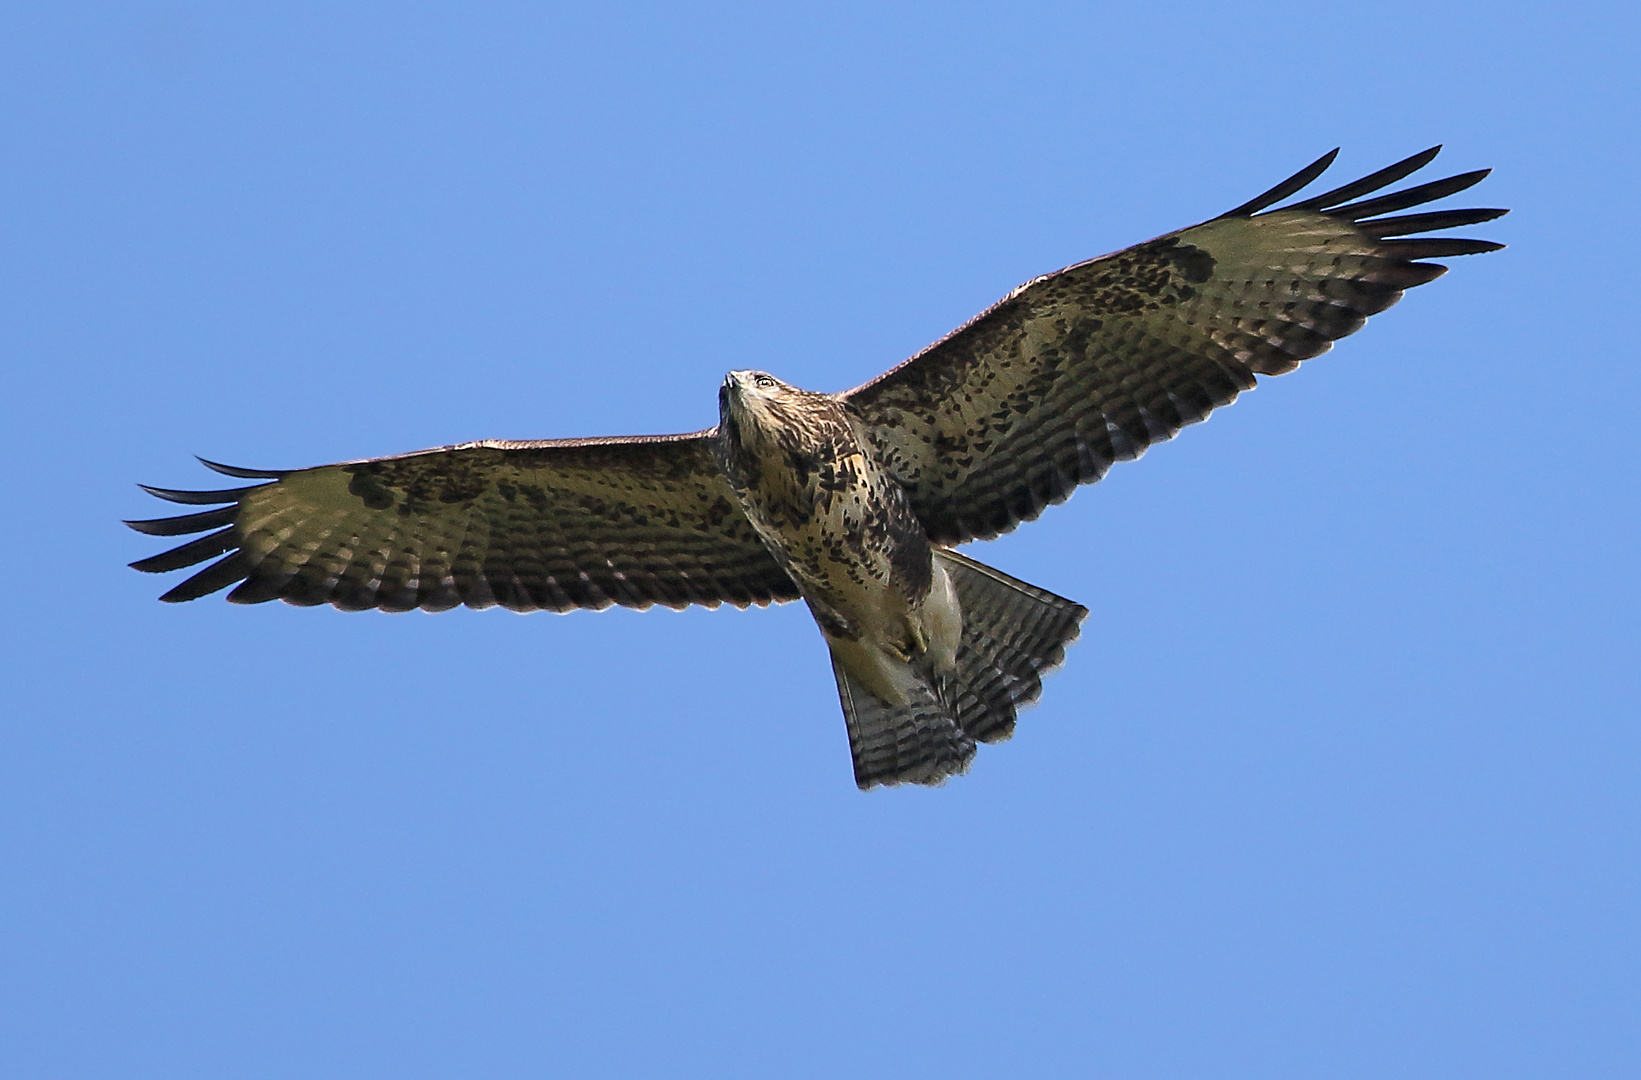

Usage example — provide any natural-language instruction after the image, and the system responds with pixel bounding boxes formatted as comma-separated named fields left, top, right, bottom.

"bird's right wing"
left=127, top=432, right=801, bottom=612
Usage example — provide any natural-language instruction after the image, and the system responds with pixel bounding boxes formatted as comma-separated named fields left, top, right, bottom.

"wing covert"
left=127, top=432, right=801, bottom=612
left=843, top=147, right=1506, bottom=545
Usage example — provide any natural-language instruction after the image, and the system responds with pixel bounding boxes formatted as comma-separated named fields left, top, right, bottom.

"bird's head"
left=715, top=370, right=846, bottom=479
left=719, top=370, right=798, bottom=433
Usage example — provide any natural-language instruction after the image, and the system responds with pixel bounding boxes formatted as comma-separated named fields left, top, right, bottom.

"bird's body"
left=716, top=371, right=959, bottom=709
left=129, top=147, right=1506, bottom=788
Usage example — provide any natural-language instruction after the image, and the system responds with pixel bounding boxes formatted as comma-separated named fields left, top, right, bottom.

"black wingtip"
left=138, top=482, right=264, bottom=505
left=158, top=552, right=252, bottom=602
left=1285, top=145, right=1445, bottom=213
left=1376, top=237, right=1506, bottom=258
left=1328, top=168, right=1494, bottom=222
left=124, top=505, right=238, bottom=537
left=197, top=457, right=288, bottom=480
left=1357, top=206, right=1510, bottom=238
left=1220, top=148, right=1340, bottom=218
left=128, top=527, right=238, bottom=574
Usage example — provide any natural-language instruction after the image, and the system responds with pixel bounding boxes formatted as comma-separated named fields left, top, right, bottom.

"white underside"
left=820, top=554, right=962, bottom=707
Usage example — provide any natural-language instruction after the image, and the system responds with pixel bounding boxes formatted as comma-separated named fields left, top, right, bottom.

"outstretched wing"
left=127, top=432, right=801, bottom=612
left=843, top=147, right=1507, bottom=545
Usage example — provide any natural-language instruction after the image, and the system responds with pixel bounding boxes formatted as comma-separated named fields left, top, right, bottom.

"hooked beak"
left=719, top=371, right=744, bottom=418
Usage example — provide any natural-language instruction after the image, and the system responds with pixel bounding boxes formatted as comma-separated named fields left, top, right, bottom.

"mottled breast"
left=714, top=371, right=932, bottom=634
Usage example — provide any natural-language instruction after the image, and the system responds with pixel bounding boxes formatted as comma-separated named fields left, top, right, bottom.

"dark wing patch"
left=127, top=433, right=801, bottom=612
left=844, top=147, right=1506, bottom=545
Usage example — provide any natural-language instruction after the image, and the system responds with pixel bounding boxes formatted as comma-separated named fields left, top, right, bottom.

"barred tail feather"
left=831, top=550, right=1086, bottom=790
left=831, top=657, right=975, bottom=789
left=934, top=549, right=1088, bottom=745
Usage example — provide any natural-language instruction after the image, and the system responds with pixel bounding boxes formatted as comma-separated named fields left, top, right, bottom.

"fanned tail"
left=832, top=550, right=1087, bottom=789
left=935, top=549, right=1088, bottom=744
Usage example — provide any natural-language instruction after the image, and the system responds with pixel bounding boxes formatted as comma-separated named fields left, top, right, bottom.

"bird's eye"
left=754, top=375, right=776, bottom=388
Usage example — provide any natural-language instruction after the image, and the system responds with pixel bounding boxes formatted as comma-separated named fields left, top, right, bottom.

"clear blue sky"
left=3, top=3, right=1637, bottom=1077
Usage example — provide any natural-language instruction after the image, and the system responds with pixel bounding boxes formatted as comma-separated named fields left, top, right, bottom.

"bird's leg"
left=877, top=617, right=929, bottom=665
left=903, top=618, right=930, bottom=659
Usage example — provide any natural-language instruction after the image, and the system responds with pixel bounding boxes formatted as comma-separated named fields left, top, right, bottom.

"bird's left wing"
left=127, top=432, right=801, bottom=612
left=843, top=147, right=1506, bottom=545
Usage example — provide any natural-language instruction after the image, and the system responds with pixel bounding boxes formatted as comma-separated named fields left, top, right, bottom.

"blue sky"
left=3, top=3, right=1637, bottom=1077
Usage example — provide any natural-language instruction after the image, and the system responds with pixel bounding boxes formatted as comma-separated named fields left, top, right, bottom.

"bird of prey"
left=128, top=147, right=1505, bottom=789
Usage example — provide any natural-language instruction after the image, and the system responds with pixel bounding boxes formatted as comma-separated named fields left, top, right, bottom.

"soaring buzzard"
left=129, top=147, right=1505, bottom=789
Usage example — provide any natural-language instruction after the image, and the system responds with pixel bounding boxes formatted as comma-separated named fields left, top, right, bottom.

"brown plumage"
left=128, top=147, right=1505, bottom=789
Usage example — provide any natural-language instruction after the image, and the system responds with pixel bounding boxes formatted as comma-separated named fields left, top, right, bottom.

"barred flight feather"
left=131, top=436, right=801, bottom=612
left=844, top=146, right=1507, bottom=545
